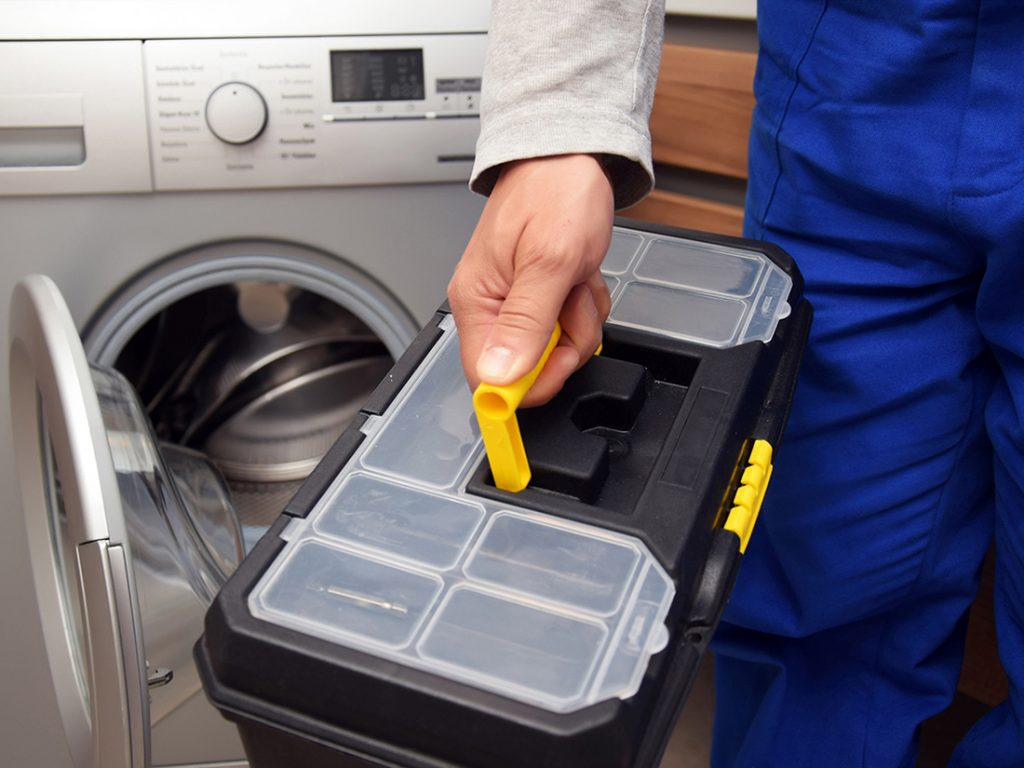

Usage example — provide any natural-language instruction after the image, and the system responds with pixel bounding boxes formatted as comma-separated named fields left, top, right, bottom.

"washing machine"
left=0, top=3, right=488, bottom=766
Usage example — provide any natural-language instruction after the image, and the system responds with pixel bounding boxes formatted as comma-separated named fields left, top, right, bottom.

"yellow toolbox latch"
left=724, top=439, right=774, bottom=553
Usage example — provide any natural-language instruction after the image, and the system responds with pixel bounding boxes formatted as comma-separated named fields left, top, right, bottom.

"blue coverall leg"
left=708, top=1, right=1024, bottom=765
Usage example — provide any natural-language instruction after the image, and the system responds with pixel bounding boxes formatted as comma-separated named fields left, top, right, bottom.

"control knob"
left=205, top=82, right=268, bottom=144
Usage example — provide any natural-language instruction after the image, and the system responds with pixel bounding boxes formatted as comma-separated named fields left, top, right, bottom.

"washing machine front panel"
left=2, top=31, right=484, bottom=197
left=0, top=185, right=482, bottom=327
left=1, top=11, right=487, bottom=767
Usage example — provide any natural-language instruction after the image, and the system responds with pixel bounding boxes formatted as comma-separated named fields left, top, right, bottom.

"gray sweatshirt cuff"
left=470, top=108, right=654, bottom=210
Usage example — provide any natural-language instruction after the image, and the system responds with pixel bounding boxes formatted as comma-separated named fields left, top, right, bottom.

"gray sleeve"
left=470, top=0, right=665, bottom=210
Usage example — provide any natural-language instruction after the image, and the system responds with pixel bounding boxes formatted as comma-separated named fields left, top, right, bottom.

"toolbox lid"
left=603, top=228, right=793, bottom=348
left=248, top=320, right=675, bottom=714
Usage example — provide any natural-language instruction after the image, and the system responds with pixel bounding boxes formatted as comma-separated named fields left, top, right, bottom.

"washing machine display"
left=330, top=48, right=427, bottom=102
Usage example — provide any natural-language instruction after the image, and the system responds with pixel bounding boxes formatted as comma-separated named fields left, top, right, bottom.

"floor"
left=659, top=654, right=715, bottom=767
left=657, top=654, right=992, bottom=767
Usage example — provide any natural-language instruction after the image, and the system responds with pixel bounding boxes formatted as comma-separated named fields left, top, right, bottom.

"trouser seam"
left=952, top=170, right=1024, bottom=201
left=755, top=0, right=831, bottom=227
left=861, top=371, right=987, bottom=767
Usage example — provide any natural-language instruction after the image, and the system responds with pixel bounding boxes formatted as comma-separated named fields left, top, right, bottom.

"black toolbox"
left=196, top=220, right=812, bottom=768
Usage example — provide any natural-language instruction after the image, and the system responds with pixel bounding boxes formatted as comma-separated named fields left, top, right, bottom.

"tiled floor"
left=657, top=654, right=991, bottom=767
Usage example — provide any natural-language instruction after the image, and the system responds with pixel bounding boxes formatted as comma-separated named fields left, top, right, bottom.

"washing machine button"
left=205, top=81, right=268, bottom=145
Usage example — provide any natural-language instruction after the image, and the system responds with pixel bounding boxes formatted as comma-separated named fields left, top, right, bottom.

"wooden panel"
left=650, top=44, right=756, bottom=179
left=621, top=188, right=744, bottom=237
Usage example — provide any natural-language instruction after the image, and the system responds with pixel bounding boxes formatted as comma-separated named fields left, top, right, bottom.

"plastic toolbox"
left=196, top=220, right=813, bottom=768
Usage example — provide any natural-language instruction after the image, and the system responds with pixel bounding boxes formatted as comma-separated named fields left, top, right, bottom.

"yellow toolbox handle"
left=473, top=324, right=561, bottom=492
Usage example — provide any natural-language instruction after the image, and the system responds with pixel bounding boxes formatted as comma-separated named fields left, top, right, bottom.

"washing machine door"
left=8, top=275, right=147, bottom=768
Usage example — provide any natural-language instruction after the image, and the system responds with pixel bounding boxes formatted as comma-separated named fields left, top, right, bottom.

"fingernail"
left=478, top=345, right=516, bottom=381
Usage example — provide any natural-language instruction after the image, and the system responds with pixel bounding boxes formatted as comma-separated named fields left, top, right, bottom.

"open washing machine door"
left=9, top=275, right=149, bottom=768
left=9, top=275, right=249, bottom=768
left=7, top=244, right=418, bottom=767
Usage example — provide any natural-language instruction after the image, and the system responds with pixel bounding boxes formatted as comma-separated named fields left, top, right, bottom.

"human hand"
left=448, top=154, right=613, bottom=407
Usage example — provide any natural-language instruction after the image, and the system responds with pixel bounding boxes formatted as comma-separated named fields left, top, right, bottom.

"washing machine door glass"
left=9, top=275, right=149, bottom=768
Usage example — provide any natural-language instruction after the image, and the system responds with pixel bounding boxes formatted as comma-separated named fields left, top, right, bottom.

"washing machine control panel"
left=144, top=35, right=485, bottom=191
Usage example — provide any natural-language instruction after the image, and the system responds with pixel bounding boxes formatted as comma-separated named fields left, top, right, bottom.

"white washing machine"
left=0, top=4, right=488, bottom=767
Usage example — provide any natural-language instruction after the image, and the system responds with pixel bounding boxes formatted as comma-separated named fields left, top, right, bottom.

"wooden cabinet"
left=622, top=43, right=755, bottom=235
left=647, top=44, right=756, bottom=179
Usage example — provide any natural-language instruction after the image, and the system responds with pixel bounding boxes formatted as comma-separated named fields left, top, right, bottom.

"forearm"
left=471, top=0, right=665, bottom=209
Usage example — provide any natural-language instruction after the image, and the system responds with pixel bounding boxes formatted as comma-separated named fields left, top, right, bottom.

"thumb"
left=475, top=266, right=575, bottom=385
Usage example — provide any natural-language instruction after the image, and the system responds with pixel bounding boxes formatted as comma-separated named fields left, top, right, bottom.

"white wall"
left=666, top=0, right=756, bottom=19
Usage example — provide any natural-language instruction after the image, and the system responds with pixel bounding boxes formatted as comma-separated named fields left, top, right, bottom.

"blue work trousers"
left=710, top=1, right=1024, bottom=766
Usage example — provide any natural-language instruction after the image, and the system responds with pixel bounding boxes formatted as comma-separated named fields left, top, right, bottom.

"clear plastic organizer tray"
left=602, top=227, right=793, bottom=348
left=249, top=230, right=793, bottom=714
left=250, top=319, right=674, bottom=714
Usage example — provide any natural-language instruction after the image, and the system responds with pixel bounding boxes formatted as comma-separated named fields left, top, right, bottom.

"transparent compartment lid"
left=602, top=228, right=793, bottom=348
left=248, top=320, right=675, bottom=714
